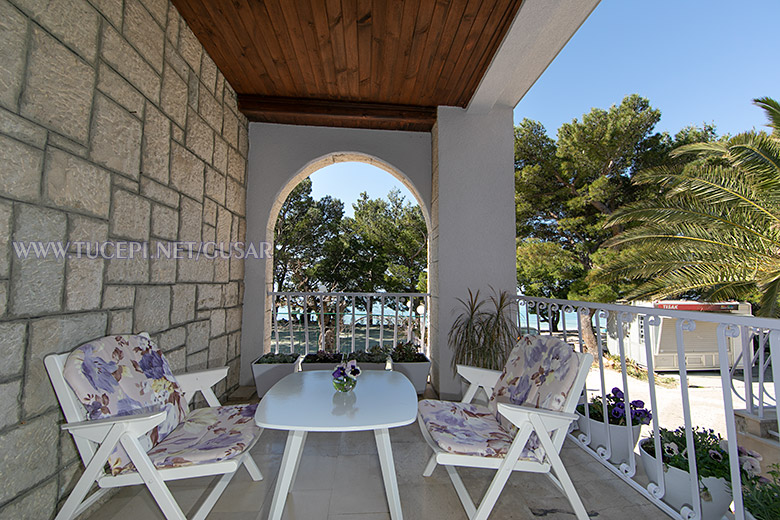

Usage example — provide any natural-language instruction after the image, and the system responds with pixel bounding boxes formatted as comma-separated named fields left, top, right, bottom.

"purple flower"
left=332, top=366, right=346, bottom=379
left=612, top=387, right=624, bottom=400
left=611, top=407, right=625, bottom=419
left=139, top=350, right=168, bottom=380
left=615, top=401, right=625, bottom=409
left=630, top=400, right=645, bottom=409
left=81, top=347, right=119, bottom=393
left=346, top=360, right=361, bottom=378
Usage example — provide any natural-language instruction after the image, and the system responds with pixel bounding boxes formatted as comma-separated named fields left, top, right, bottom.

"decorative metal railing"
left=269, top=291, right=431, bottom=358
left=515, top=295, right=779, bottom=520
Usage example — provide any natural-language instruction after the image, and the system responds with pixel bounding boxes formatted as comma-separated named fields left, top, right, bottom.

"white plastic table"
left=254, top=369, right=417, bottom=520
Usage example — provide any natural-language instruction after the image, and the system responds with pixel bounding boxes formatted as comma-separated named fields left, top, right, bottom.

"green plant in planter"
left=642, top=427, right=731, bottom=483
left=449, top=288, right=518, bottom=371
left=743, top=463, right=780, bottom=520
left=577, top=387, right=652, bottom=426
left=303, top=350, right=344, bottom=364
left=254, top=352, right=300, bottom=364
left=391, top=342, right=428, bottom=362
left=348, top=349, right=389, bottom=364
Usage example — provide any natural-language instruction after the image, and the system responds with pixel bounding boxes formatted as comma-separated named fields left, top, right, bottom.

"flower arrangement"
left=640, top=427, right=762, bottom=499
left=332, top=358, right=361, bottom=392
left=576, top=387, right=652, bottom=426
left=743, top=463, right=780, bottom=520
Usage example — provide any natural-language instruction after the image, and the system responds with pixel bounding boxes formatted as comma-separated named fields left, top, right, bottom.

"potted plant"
left=743, top=463, right=780, bottom=520
left=638, top=427, right=757, bottom=519
left=389, top=341, right=431, bottom=394
left=576, top=387, right=652, bottom=464
left=252, top=352, right=301, bottom=398
left=449, top=288, right=518, bottom=371
left=449, top=288, right=518, bottom=400
left=301, top=349, right=389, bottom=372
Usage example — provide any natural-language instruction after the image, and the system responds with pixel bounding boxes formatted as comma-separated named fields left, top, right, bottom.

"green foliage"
left=254, top=352, right=300, bottom=364
left=516, top=239, right=584, bottom=298
left=274, top=182, right=427, bottom=298
left=514, top=95, right=716, bottom=306
left=640, top=427, right=731, bottom=481
left=597, top=97, right=780, bottom=316
left=274, top=178, right=344, bottom=292
left=449, top=288, right=518, bottom=371
left=744, top=464, right=780, bottom=520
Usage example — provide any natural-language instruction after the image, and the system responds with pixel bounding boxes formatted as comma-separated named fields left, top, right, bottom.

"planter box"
left=576, top=413, right=641, bottom=465
left=638, top=439, right=732, bottom=520
left=252, top=358, right=296, bottom=398
left=301, top=362, right=387, bottom=372
left=394, top=359, right=431, bottom=394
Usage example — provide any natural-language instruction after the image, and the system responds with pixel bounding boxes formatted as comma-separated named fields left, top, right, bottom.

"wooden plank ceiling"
left=172, top=0, right=523, bottom=131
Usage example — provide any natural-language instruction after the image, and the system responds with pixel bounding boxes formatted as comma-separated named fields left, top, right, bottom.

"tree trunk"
left=579, top=309, right=599, bottom=355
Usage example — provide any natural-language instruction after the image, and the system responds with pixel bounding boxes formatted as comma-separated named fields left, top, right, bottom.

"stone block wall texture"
left=0, top=0, right=249, bottom=517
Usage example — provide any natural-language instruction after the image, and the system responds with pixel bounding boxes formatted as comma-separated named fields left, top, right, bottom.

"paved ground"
left=85, top=423, right=661, bottom=520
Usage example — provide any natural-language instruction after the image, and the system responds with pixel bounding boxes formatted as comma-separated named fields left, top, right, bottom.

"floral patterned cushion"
left=418, top=400, right=543, bottom=462
left=488, top=335, right=581, bottom=433
left=125, top=403, right=260, bottom=474
left=63, top=334, right=187, bottom=475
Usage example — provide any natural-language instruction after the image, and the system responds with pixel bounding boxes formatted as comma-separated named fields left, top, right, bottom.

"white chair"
left=418, top=335, right=593, bottom=520
left=45, top=332, right=264, bottom=520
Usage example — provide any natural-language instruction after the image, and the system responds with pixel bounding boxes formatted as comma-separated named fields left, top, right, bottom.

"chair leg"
left=55, top=429, right=124, bottom=520
left=445, top=466, right=477, bottom=519
left=120, top=434, right=186, bottom=520
left=191, top=470, right=236, bottom=520
left=243, top=454, right=264, bottom=481
left=423, top=453, right=438, bottom=477
left=530, top=416, right=589, bottom=520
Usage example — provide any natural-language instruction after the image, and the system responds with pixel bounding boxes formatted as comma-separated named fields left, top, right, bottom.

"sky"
left=310, top=0, right=780, bottom=215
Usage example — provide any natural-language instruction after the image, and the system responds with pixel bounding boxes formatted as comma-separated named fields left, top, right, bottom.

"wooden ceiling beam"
left=237, top=95, right=437, bottom=132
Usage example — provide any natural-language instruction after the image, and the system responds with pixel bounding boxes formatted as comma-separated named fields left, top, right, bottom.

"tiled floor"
left=84, top=420, right=664, bottom=520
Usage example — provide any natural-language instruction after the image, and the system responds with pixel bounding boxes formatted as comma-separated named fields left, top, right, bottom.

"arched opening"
left=264, top=152, right=432, bottom=357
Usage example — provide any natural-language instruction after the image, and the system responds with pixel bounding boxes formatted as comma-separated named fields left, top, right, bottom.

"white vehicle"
left=606, top=301, right=753, bottom=371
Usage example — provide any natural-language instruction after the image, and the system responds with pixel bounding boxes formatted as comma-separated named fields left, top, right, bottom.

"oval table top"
left=254, top=369, right=417, bottom=432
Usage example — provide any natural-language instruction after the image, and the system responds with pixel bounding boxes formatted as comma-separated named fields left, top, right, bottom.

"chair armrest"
left=497, top=402, right=578, bottom=432
left=175, top=367, right=228, bottom=407
left=457, top=365, right=501, bottom=403
left=175, top=367, right=228, bottom=393
left=457, top=365, right=501, bottom=388
left=63, top=410, right=167, bottom=443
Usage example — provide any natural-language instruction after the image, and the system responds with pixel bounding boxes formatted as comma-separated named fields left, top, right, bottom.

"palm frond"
left=754, top=97, right=780, bottom=137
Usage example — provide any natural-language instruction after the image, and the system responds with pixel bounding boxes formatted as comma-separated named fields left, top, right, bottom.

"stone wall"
left=0, top=0, right=249, bottom=516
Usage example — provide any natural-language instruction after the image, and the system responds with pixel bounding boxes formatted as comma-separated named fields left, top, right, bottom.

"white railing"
left=515, top=295, right=780, bottom=520
left=269, top=291, right=431, bottom=358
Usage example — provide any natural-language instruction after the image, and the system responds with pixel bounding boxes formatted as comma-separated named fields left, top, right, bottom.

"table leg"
left=374, top=428, right=403, bottom=520
left=269, top=430, right=307, bottom=520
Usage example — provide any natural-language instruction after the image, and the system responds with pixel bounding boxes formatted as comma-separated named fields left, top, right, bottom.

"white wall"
left=431, top=106, right=518, bottom=399
left=241, top=123, right=432, bottom=384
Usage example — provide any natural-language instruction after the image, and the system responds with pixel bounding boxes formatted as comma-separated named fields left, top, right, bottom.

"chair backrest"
left=46, top=333, right=187, bottom=475
left=488, top=335, right=592, bottom=446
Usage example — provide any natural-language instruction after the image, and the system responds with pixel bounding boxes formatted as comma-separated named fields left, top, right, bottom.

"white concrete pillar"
left=430, top=106, right=517, bottom=399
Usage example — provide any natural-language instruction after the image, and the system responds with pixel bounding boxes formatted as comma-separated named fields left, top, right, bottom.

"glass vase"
left=332, top=376, right=357, bottom=392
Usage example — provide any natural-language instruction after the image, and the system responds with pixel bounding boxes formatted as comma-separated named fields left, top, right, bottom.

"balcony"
left=81, top=293, right=777, bottom=520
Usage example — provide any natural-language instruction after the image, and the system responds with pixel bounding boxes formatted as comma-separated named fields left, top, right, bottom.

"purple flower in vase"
left=332, top=366, right=346, bottom=379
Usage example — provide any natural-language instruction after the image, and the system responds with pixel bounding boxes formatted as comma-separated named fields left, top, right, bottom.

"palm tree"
left=596, top=97, right=780, bottom=316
